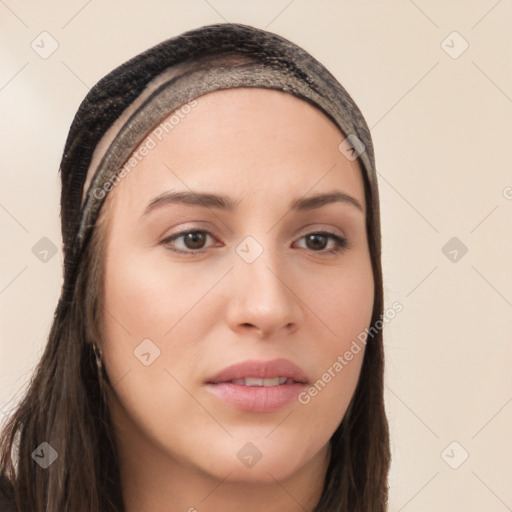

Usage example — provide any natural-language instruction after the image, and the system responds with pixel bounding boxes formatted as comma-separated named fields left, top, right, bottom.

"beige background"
left=1, top=1, right=511, bottom=510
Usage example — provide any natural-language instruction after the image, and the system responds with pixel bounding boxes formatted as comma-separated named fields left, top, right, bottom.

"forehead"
left=105, top=87, right=366, bottom=214
left=173, top=87, right=343, bottom=141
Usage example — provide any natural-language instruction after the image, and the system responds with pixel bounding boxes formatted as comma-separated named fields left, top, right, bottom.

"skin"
left=99, top=87, right=374, bottom=512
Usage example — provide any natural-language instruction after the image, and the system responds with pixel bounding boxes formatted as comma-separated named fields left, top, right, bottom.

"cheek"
left=304, top=254, right=375, bottom=351
left=102, top=245, right=205, bottom=338
left=100, top=242, right=225, bottom=384
left=295, top=255, right=374, bottom=420
left=100, top=244, right=170, bottom=378
left=99, top=245, right=212, bottom=436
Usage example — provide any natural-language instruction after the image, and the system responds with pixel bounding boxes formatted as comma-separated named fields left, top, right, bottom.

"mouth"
left=229, top=377, right=298, bottom=386
left=205, top=358, right=308, bottom=413
left=206, top=358, right=309, bottom=385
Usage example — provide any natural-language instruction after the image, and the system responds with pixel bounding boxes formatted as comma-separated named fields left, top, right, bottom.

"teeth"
left=230, top=377, right=289, bottom=386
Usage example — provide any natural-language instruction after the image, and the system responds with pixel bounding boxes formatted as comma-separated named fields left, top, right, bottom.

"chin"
left=189, top=435, right=326, bottom=484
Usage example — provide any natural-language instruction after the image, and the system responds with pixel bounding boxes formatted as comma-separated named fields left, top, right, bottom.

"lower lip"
left=205, top=382, right=306, bottom=413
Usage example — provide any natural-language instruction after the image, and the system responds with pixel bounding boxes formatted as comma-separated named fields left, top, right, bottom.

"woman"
left=0, top=22, right=390, bottom=511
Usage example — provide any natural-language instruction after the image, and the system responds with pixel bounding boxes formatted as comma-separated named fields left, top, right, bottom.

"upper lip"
left=206, top=358, right=309, bottom=384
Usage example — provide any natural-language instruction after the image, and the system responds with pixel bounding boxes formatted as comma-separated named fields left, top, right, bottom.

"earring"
left=92, top=341, right=108, bottom=384
left=91, top=341, right=111, bottom=403
left=92, top=341, right=102, bottom=371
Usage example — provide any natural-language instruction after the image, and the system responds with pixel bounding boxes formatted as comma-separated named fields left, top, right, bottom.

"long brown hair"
left=0, top=23, right=390, bottom=512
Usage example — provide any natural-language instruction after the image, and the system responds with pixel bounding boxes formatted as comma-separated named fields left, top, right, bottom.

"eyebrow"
left=141, top=190, right=364, bottom=218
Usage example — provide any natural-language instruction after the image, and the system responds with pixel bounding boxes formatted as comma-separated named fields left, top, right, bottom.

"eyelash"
left=161, top=229, right=350, bottom=256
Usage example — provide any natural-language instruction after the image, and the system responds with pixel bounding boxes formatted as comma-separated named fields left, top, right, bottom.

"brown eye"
left=305, top=234, right=329, bottom=251
left=162, top=230, right=214, bottom=253
left=296, top=232, right=349, bottom=254
left=181, top=231, right=207, bottom=250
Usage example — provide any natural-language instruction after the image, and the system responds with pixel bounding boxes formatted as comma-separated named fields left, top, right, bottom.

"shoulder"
left=0, top=476, right=17, bottom=512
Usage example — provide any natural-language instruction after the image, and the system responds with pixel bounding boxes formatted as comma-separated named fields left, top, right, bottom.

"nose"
left=225, top=246, right=301, bottom=340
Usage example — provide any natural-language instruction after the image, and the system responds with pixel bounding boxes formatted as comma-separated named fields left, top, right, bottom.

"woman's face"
left=100, top=87, right=374, bottom=485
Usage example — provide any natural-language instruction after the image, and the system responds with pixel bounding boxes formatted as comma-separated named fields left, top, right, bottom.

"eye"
left=161, top=229, right=349, bottom=255
left=162, top=230, right=215, bottom=253
left=294, top=231, right=349, bottom=254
